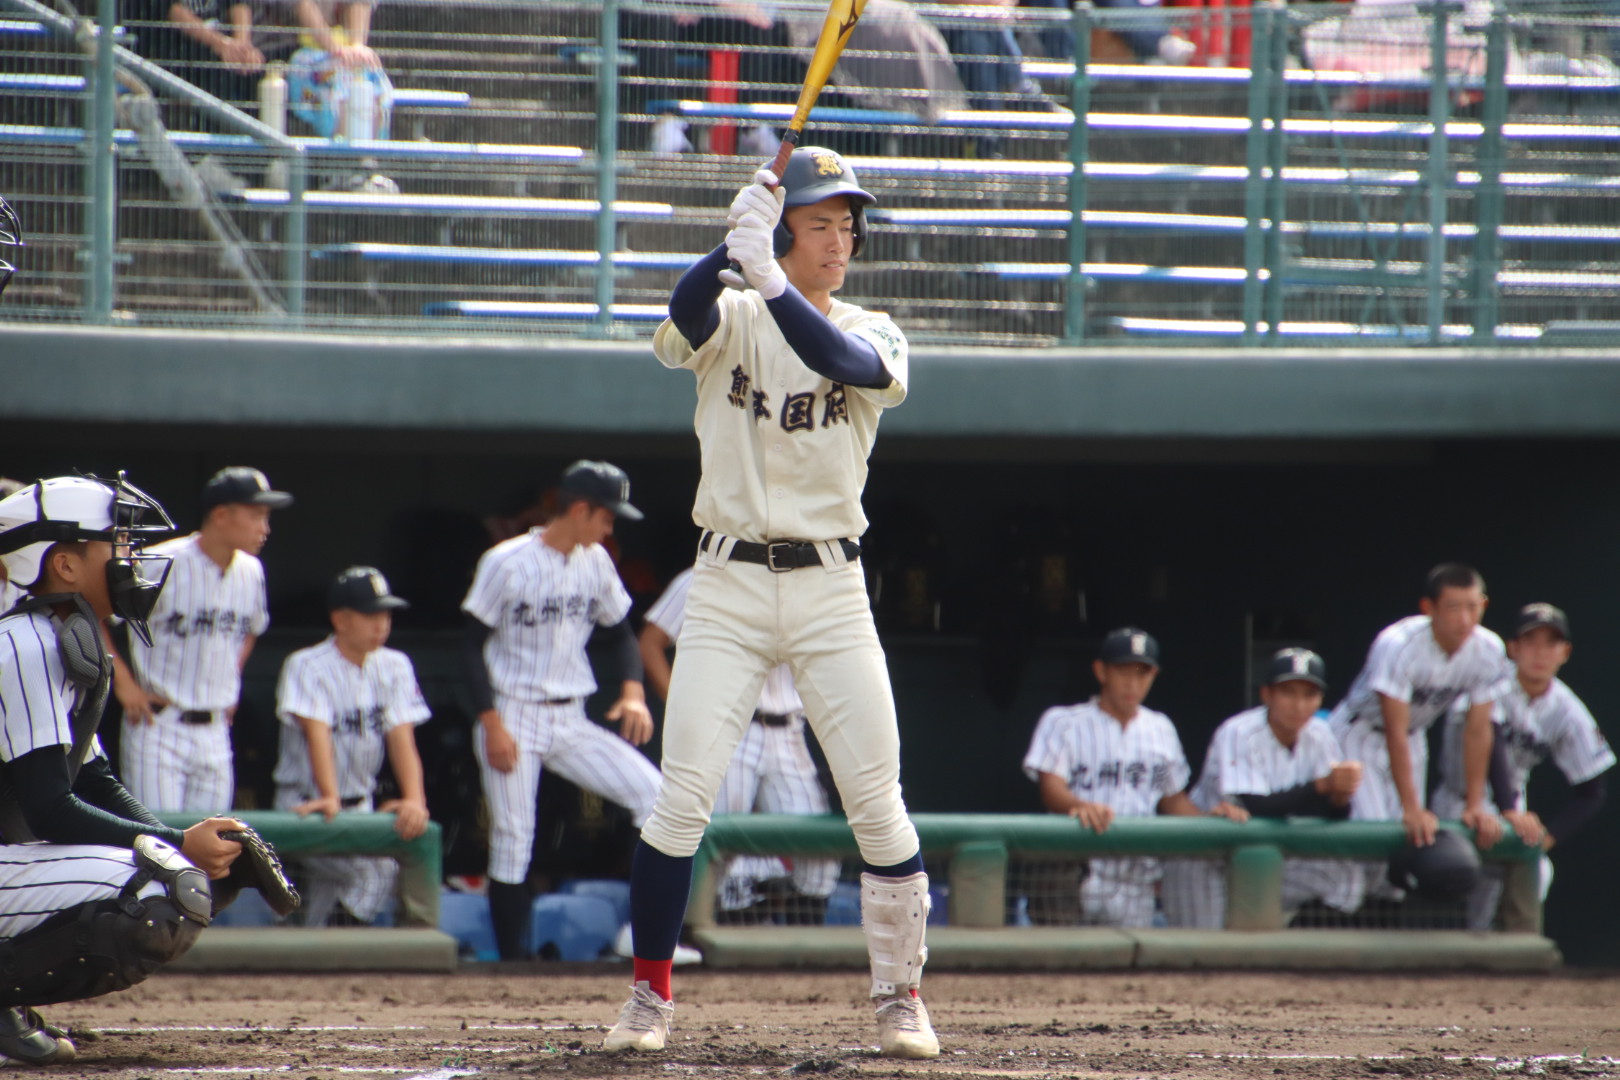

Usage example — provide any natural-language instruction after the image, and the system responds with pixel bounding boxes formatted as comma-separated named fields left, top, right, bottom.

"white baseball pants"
left=120, top=707, right=234, bottom=813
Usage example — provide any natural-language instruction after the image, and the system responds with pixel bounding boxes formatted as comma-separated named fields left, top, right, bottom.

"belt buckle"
left=765, top=541, right=796, bottom=573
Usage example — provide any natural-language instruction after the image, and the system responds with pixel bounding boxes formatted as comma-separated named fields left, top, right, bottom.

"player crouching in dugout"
left=0, top=474, right=298, bottom=1065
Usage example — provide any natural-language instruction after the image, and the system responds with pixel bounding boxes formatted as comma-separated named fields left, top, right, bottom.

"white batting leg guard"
left=860, top=872, right=940, bottom=1059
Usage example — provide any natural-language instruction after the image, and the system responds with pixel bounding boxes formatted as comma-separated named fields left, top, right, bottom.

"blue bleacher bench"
left=0, top=124, right=582, bottom=163
left=313, top=243, right=699, bottom=267
left=390, top=88, right=471, bottom=109
left=0, top=77, right=466, bottom=108
left=1023, top=59, right=1620, bottom=95
left=1110, top=316, right=1546, bottom=340
left=423, top=301, right=669, bottom=320
left=236, top=190, right=672, bottom=217
left=0, top=18, right=126, bottom=38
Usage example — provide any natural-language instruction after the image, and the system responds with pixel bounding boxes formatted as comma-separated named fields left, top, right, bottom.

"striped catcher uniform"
left=1022, top=700, right=1191, bottom=928
left=463, top=528, right=661, bottom=885
left=273, top=637, right=431, bottom=924
left=0, top=610, right=168, bottom=943
left=1434, top=678, right=1615, bottom=921
left=1162, top=706, right=1364, bottom=928
left=645, top=568, right=837, bottom=911
left=122, top=533, right=269, bottom=812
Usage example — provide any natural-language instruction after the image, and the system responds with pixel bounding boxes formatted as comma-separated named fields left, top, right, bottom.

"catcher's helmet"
left=772, top=146, right=876, bottom=259
left=1387, top=829, right=1482, bottom=902
left=0, top=194, right=21, bottom=299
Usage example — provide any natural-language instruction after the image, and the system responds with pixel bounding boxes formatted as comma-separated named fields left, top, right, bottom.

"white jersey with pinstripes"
left=0, top=609, right=108, bottom=768
left=0, top=578, right=22, bottom=616
left=652, top=289, right=908, bottom=544
left=1190, top=706, right=1344, bottom=810
left=130, top=534, right=269, bottom=711
left=1023, top=700, right=1191, bottom=816
left=461, top=528, right=632, bottom=703
left=1433, top=677, right=1616, bottom=818
left=272, top=637, right=431, bottom=800
left=1327, top=616, right=1510, bottom=742
left=645, top=568, right=803, bottom=715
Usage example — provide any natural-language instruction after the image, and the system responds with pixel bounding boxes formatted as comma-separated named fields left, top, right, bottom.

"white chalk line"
left=93, top=1023, right=598, bottom=1033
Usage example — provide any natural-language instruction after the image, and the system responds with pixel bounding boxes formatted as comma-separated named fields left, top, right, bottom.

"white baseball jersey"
left=130, top=533, right=269, bottom=711
left=1022, top=699, right=1191, bottom=812
left=1189, top=706, right=1343, bottom=811
left=652, top=288, right=908, bottom=544
left=272, top=637, right=431, bottom=800
left=461, top=529, right=632, bottom=702
left=1327, top=615, right=1509, bottom=820
left=0, top=578, right=22, bottom=616
left=646, top=568, right=803, bottom=715
left=1433, top=677, right=1616, bottom=819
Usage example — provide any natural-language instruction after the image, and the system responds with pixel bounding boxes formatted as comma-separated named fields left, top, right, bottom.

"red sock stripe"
left=634, top=958, right=674, bottom=1001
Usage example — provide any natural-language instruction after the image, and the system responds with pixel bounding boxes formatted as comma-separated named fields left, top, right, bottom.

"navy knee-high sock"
left=488, top=880, right=532, bottom=960
left=629, top=840, right=694, bottom=999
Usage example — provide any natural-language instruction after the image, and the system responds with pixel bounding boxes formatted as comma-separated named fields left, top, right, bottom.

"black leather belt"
left=701, top=531, right=860, bottom=572
left=753, top=710, right=795, bottom=727
left=178, top=710, right=216, bottom=725
left=539, top=697, right=579, bottom=707
left=304, top=794, right=365, bottom=809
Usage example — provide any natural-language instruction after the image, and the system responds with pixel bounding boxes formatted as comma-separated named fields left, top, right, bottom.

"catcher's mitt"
left=216, top=826, right=301, bottom=917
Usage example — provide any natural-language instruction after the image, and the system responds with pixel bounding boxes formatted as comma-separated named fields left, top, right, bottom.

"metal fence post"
left=1241, top=1, right=1276, bottom=344
left=86, top=0, right=117, bottom=322
left=595, top=0, right=620, bottom=335
left=285, top=150, right=307, bottom=323
left=1062, top=1, right=1092, bottom=346
left=1472, top=4, right=1509, bottom=341
left=1425, top=0, right=1455, bottom=344
left=1262, top=0, right=1289, bottom=342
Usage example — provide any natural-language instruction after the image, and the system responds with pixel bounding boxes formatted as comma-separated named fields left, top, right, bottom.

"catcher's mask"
left=0, top=473, right=175, bottom=645
left=772, top=146, right=875, bottom=260
left=0, top=194, right=20, bottom=299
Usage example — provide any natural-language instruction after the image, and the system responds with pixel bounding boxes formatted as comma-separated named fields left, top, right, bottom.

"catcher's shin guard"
left=859, top=871, right=929, bottom=998
left=0, top=838, right=210, bottom=1007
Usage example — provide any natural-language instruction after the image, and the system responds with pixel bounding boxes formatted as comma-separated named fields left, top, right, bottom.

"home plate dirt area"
left=39, top=969, right=1620, bottom=1079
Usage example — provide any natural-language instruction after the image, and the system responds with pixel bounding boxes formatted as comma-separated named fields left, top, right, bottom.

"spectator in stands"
left=1021, top=628, right=1244, bottom=927
left=1016, top=0, right=1193, bottom=65
left=291, top=0, right=382, bottom=70
left=138, top=0, right=296, bottom=109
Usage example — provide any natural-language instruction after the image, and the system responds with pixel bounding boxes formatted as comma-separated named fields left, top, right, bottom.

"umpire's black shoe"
left=0, top=1006, right=77, bottom=1065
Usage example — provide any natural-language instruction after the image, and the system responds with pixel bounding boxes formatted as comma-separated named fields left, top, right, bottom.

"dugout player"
left=1433, top=603, right=1614, bottom=930
left=605, top=148, right=939, bottom=1059
left=110, top=466, right=293, bottom=812
left=1328, top=563, right=1507, bottom=905
left=639, top=566, right=837, bottom=925
left=0, top=474, right=244, bottom=1065
left=1161, top=648, right=1365, bottom=928
left=1023, top=627, right=1242, bottom=929
left=463, top=461, right=661, bottom=961
left=273, top=567, right=431, bottom=926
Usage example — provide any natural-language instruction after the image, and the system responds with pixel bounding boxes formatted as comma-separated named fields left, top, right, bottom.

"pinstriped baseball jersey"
left=652, top=289, right=908, bottom=544
left=1328, top=615, right=1510, bottom=741
left=271, top=637, right=431, bottom=800
left=1190, top=706, right=1344, bottom=810
left=130, top=534, right=269, bottom=711
left=0, top=609, right=107, bottom=767
left=645, top=568, right=803, bottom=715
left=1433, top=678, right=1615, bottom=819
left=0, top=578, right=21, bottom=615
left=1022, top=700, right=1191, bottom=814
left=461, top=529, right=631, bottom=702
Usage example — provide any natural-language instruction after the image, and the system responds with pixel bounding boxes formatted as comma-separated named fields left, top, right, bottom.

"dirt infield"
left=43, top=967, right=1620, bottom=1079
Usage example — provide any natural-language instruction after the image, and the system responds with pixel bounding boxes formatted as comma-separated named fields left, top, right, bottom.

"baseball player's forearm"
left=1487, top=732, right=1519, bottom=813
left=1544, top=775, right=1605, bottom=844
left=764, top=284, right=892, bottom=388
left=1157, top=791, right=1202, bottom=817
left=462, top=614, right=497, bottom=714
left=2, top=746, right=185, bottom=849
left=1378, top=696, right=1423, bottom=813
left=385, top=728, right=427, bottom=805
left=1236, top=783, right=1344, bottom=819
left=639, top=626, right=675, bottom=702
left=300, top=719, right=341, bottom=800
left=669, top=245, right=729, bottom=348
left=1461, top=703, right=1493, bottom=809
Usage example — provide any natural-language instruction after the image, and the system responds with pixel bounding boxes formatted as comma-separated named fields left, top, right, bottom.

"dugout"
left=2, top=325, right=1618, bottom=965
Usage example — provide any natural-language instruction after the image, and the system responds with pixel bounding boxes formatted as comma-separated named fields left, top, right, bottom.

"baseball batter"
left=111, top=466, right=293, bottom=813
left=1023, top=627, right=1233, bottom=929
left=1328, top=563, right=1509, bottom=901
left=1161, top=648, right=1364, bottom=929
left=606, top=147, right=937, bottom=1060
left=640, top=566, right=838, bottom=923
left=273, top=567, right=431, bottom=926
left=0, top=474, right=242, bottom=1065
left=463, top=460, right=661, bottom=961
left=1433, top=603, right=1614, bottom=929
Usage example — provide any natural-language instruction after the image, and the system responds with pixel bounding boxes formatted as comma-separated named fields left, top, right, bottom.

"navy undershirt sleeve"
left=463, top=614, right=497, bottom=714
left=668, top=244, right=730, bottom=348
left=1544, top=775, right=1606, bottom=843
left=3, top=745, right=185, bottom=849
left=764, top=282, right=892, bottom=389
left=74, top=754, right=173, bottom=833
left=1235, top=782, right=1348, bottom=819
left=1488, top=732, right=1520, bottom=813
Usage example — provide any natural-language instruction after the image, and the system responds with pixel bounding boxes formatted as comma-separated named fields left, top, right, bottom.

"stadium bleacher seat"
left=423, top=301, right=668, bottom=320
left=212, top=888, right=279, bottom=928
left=314, top=244, right=699, bottom=269
left=529, top=894, right=619, bottom=961
left=559, top=879, right=632, bottom=926
left=439, top=890, right=499, bottom=962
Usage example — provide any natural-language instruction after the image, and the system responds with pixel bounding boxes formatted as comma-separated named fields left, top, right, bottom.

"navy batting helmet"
left=772, top=147, right=876, bottom=259
left=0, top=195, right=21, bottom=299
left=1387, top=830, right=1482, bottom=901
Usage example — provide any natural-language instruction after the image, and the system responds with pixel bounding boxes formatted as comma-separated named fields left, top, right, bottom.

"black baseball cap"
left=201, top=467, right=294, bottom=511
left=1512, top=602, right=1570, bottom=641
left=327, top=566, right=409, bottom=613
left=1265, top=647, right=1327, bottom=690
left=1098, top=627, right=1160, bottom=667
left=559, top=460, right=643, bottom=521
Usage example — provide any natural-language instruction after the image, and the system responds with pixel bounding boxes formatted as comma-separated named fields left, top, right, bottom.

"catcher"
left=0, top=471, right=298, bottom=1066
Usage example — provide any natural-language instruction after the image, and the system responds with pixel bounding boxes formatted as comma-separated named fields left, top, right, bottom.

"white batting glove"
left=720, top=213, right=786, bottom=298
left=725, top=169, right=783, bottom=229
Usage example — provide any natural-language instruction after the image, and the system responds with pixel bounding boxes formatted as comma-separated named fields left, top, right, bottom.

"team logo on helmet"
left=813, top=152, right=844, bottom=178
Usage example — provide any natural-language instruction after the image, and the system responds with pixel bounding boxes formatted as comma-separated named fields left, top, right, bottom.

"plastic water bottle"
left=259, top=62, right=289, bottom=188
left=342, top=69, right=377, bottom=142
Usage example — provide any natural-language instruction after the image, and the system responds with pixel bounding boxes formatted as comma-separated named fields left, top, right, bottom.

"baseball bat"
left=726, top=0, right=867, bottom=283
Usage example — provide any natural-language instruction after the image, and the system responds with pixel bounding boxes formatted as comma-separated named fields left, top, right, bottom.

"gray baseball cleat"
left=874, top=992, right=940, bottom=1059
left=0, top=1007, right=77, bottom=1065
left=603, top=980, right=674, bottom=1052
